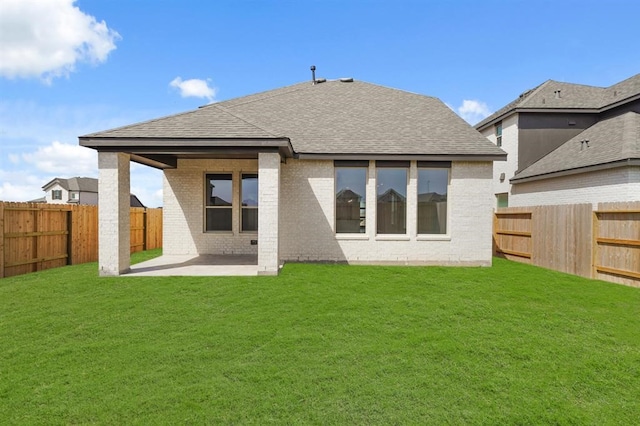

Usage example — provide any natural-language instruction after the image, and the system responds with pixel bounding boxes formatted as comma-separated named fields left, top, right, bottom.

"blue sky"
left=1, top=0, right=638, bottom=206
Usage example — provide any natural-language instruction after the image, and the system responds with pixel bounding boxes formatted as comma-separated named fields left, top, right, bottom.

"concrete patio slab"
left=125, top=254, right=258, bottom=277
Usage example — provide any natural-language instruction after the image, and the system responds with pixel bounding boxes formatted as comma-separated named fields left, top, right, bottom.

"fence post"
left=0, top=202, right=4, bottom=278
left=591, top=210, right=598, bottom=279
left=143, top=208, right=148, bottom=251
left=67, top=208, right=73, bottom=265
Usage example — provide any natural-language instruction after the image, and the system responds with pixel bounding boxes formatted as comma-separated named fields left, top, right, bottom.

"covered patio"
left=79, top=131, right=294, bottom=277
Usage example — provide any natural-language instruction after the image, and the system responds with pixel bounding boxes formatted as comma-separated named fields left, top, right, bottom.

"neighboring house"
left=476, top=73, right=640, bottom=207
left=39, top=177, right=145, bottom=207
left=80, top=77, right=506, bottom=276
left=42, top=177, right=99, bottom=205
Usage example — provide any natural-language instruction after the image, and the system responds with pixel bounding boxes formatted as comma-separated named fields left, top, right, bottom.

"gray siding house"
left=38, top=177, right=146, bottom=207
left=80, top=78, right=506, bottom=276
left=476, top=73, right=639, bottom=207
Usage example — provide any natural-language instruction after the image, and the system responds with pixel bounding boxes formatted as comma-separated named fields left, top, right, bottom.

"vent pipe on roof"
left=554, top=90, right=561, bottom=99
left=311, top=65, right=316, bottom=84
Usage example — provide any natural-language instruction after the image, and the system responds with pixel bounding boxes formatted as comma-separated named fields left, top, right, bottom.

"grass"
left=1, top=250, right=639, bottom=424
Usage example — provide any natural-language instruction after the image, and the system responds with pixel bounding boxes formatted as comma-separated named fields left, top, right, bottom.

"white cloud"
left=0, top=169, right=48, bottom=202
left=457, top=100, right=492, bottom=124
left=20, top=141, right=97, bottom=174
left=0, top=0, right=120, bottom=82
left=170, top=77, right=216, bottom=102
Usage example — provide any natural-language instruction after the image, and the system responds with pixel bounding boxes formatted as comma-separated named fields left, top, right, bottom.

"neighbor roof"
left=476, top=73, right=640, bottom=130
left=511, top=111, right=640, bottom=183
left=81, top=79, right=505, bottom=161
left=43, top=177, right=99, bottom=192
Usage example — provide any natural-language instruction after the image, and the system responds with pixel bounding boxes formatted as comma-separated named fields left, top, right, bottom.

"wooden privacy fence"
left=494, top=202, right=640, bottom=287
left=0, top=202, right=162, bottom=278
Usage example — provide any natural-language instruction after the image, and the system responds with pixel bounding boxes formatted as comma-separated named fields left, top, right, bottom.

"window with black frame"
left=335, top=163, right=367, bottom=233
left=376, top=163, right=407, bottom=234
left=241, top=173, right=258, bottom=232
left=205, top=173, right=233, bottom=231
left=417, top=162, right=450, bottom=235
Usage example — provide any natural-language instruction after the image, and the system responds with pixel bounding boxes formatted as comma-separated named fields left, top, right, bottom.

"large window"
left=52, top=190, right=62, bottom=200
left=241, top=173, right=258, bottom=232
left=335, top=163, right=367, bottom=233
left=418, top=163, right=449, bottom=234
left=376, top=165, right=407, bottom=234
left=205, top=174, right=233, bottom=231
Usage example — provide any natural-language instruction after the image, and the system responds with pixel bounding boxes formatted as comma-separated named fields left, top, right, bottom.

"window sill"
left=375, top=235, right=411, bottom=241
left=203, top=231, right=234, bottom=235
left=335, top=234, right=369, bottom=240
left=416, top=235, right=451, bottom=241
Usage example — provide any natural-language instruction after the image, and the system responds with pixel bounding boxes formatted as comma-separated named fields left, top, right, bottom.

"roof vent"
left=554, top=89, right=561, bottom=99
left=310, top=65, right=316, bottom=84
left=339, top=77, right=354, bottom=83
left=580, top=139, right=590, bottom=151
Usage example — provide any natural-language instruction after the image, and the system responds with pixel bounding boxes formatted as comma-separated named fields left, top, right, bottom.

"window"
left=205, top=174, right=233, bottom=231
left=495, top=122, right=503, bottom=147
left=496, top=193, right=509, bottom=208
left=376, top=164, right=407, bottom=234
left=241, top=173, right=258, bottom=232
left=335, top=163, right=367, bottom=233
left=70, top=192, right=78, bottom=200
left=52, top=190, right=62, bottom=200
left=418, top=163, right=450, bottom=234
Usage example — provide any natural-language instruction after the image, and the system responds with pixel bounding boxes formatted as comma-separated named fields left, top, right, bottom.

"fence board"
left=1, top=202, right=163, bottom=278
left=594, top=201, right=640, bottom=287
left=145, top=208, right=163, bottom=250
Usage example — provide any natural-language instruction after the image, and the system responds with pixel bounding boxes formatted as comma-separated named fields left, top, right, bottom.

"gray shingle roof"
left=83, top=80, right=505, bottom=158
left=511, top=111, right=640, bottom=182
left=43, top=177, right=98, bottom=192
left=476, top=73, right=640, bottom=129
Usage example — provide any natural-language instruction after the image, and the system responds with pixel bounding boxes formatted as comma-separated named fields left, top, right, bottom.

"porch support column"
left=258, top=152, right=281, bottom=275
left=98, top=152, right=131, bottom=276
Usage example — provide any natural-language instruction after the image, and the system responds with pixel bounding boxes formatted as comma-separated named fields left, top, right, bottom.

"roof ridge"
left=211, top=104, right=281, bottom=137
left=518, top=80, right=554, bottom=107
left=209, top=81, right=310, bottom=109
left=80, top=107, right=208, bottom=137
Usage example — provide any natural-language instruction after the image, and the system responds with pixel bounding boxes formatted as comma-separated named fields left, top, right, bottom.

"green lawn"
left=1, top=250, right=639, bottom=424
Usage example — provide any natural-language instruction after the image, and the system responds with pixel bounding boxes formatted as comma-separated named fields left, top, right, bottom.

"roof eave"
left=79, top=136, right=295, bottom=159
left=510, top=158, right=640, bottom=184
left=296, top=153, right=507, bottom=162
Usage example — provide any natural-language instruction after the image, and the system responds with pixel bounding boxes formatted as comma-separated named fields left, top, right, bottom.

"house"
left=42, top=177, right=99, bottom=205
left=38, top=177, right=146, bottom=207
left=79, top=76, right=506, bottom=276
left=476, top=73, right=640, bottom=207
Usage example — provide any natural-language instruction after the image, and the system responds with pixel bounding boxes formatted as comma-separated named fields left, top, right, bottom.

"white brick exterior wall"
left=98, top=152, right=130, bottom=276
left=511, top=166, right=640, bottom=207
left=163, top=158, right=495, bottom=267
left=279, top=159, right=494, bottom=265
left=481, top=114, right=517, bottom=206
left=163, top=159, right=260, bottom=256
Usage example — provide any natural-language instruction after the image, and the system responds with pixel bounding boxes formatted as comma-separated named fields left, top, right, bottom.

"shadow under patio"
left=125, top=254, right=259, bottom=277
